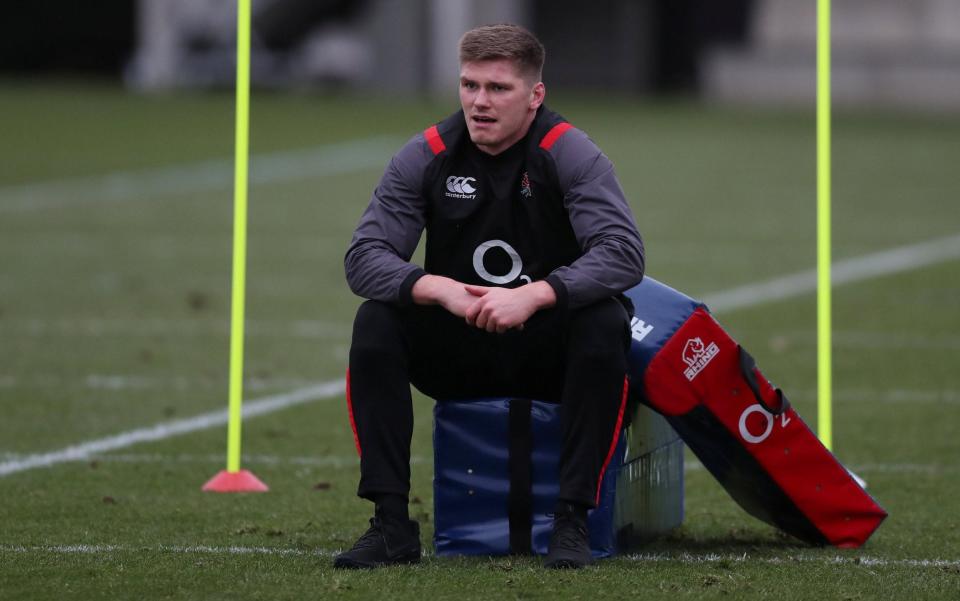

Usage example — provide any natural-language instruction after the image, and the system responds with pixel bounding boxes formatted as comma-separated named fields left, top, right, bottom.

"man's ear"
left=530, top=81, right=545, bottom=110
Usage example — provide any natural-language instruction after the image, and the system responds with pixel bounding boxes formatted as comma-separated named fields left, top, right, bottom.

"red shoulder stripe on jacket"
left=539, top=122, right=573, bottom=150
left=424, top=125, right=447, bottom=155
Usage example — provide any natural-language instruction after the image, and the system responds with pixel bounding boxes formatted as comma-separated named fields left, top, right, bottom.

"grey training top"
left=344, top=119, right=645, bottom=310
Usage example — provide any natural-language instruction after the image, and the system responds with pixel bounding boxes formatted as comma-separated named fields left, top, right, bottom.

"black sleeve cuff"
left=545, top=274, right=569, bottom=314
left=397, top=268, right=428, bottom=306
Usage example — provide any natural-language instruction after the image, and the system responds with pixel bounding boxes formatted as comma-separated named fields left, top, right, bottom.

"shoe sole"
left=544, top=558, right=593, bottom=570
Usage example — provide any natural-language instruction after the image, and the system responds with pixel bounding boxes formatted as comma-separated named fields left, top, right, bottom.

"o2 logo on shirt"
left=473, top=240, right=531, bottom=285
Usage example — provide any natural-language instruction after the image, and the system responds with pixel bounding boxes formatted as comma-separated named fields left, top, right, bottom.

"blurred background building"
left=2, top=0, right=958, bottom=110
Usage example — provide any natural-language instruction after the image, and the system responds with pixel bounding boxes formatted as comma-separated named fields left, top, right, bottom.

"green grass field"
left=1, top=82, right=958, bottom=599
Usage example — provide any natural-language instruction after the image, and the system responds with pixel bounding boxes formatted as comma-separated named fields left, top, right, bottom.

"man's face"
left=459, top=59, right=545, bottom=156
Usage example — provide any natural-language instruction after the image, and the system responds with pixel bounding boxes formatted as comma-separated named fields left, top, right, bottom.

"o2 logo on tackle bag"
left=738, top=404, right=792, bottom=444
left=681, top=337, right=720, bottom=381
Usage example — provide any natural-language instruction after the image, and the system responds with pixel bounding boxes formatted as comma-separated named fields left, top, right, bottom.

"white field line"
left=767, top=330, right=960, bottom=352
left=3, top=450, right=942, bottom=475
left=0, top=135, right=402, bottom=213
left=6, top=369, right=957, bottom=406
left=0, top=380, right=345, bottom=478
left=788, top=388, right=960, bottom=405
left=0, top=452, right=429, bottom=468
left=0, top=449, right=943, bottom=476
left=621, top=553, right=960, bottom=569
left=0, top=544, right=334, bottom=558
left=7, top=235, right=959, bottom=342
left=684, top=460, right=959, bottom=475
left=80, top=375, right=314, bottom=393
left=0, top=374, right=318, bottom=393
left=703, top=232, right=960, bottom=313
left=0, top=318, right=351, bottom=339
left=0, top=448, right=948, bottom=477
left=2, top=233, right=958, bottom=479
left=9, top=317, right=960, bottom=353
left=0, top=544, right=956, bottom=569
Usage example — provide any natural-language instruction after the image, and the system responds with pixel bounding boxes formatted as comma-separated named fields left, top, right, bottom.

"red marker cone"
left=202, top=469, right=269, bottom=493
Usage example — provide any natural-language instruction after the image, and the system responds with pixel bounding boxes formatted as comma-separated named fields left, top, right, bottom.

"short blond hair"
left=458, top=24, right=545, bottom=81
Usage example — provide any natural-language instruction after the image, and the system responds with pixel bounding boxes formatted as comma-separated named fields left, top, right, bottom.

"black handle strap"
left=738, top=346, right=790, bottom=415
left=507, top=399, right=533, bottom=555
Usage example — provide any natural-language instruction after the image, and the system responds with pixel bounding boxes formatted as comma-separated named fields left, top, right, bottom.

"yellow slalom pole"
left=227, top=0, right=252, bottom=474
left=202, top=0, right=267, bottom=492
left=817, top=0, right=833, bottom=450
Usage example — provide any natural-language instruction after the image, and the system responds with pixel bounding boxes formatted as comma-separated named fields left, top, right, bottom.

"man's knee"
left=351, top=300, right=406, bottom=360
left=566, top=298, right=631, bottom=358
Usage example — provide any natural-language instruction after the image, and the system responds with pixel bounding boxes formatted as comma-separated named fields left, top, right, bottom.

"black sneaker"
left=333, top=517, right=421, bottom=569
left=544, top=504, right=593, bottom=569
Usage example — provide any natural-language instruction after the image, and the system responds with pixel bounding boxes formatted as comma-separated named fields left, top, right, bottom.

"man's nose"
left=473, top=87, right=490, bottom=107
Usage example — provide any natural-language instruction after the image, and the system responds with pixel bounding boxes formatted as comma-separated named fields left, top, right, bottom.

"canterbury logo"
left=445, top=176, right=477, bottom=198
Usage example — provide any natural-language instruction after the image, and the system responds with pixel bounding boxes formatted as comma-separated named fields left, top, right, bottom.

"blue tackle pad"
left=433, top=398, right=624, bottom=557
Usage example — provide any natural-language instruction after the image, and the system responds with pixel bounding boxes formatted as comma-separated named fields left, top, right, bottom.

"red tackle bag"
left=625, top=278, right=887, bottom=547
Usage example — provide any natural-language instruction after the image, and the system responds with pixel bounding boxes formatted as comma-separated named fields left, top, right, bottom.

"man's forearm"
left=548, top=233, right=644, bottom=310
left=411, top=274, right=457, bottom=305
left=411, top=274, right=478, bottom=318
left=519, top=280, right=557, bottom=312
left=344, top=241, right=426, bottom=304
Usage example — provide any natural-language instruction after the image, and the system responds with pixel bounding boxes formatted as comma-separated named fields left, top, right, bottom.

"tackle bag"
left=624, top=277, right=887, bottom=547
left=612, top=403, right=685, bottom=548
left=433, top=398, right=624, bottom=557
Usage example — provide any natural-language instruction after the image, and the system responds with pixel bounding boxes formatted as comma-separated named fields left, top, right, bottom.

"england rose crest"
left=520, top=171, right=532, bottom=199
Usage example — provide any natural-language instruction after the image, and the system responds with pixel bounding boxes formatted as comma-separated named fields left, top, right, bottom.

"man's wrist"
left=411, top=274, right=454, bottom=305
left=527, top=280, right=557, bottom=310
left=543, top=274, right=568, bottom=313
left=398, top=268, right=428, bottom=305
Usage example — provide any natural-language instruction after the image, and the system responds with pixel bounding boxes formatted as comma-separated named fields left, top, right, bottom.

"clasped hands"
left=411, top=275, right=557, bottom=334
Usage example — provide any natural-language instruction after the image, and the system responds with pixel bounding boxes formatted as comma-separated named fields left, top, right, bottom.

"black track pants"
left=346, top=297, right=631, bottom=508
